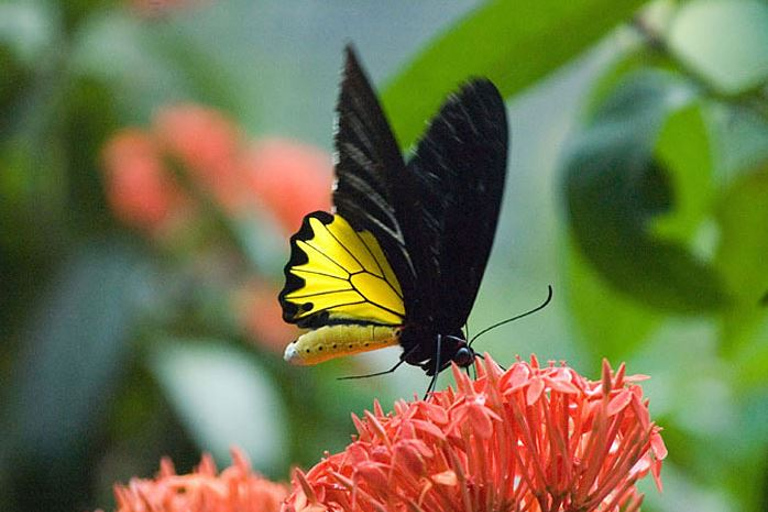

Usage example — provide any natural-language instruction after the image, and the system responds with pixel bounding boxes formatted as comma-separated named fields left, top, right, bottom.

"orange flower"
left=111, top=449, right=288, bottom=512
left=241, top=138, right=333, bottom=234
left=285, top=356, right=666, bottom=512
left=101, top=130, right=188, bottom=234
left=154, top=104, right=248, bottom=214
left=102, top=104, right=333, bottom=241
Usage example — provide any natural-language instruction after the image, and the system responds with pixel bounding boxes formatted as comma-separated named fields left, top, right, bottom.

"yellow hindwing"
left=281, top=213, right=405, bottom=326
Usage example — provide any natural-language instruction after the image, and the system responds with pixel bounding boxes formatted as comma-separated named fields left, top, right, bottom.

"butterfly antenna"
left=469, top=285, right=553, bottom=346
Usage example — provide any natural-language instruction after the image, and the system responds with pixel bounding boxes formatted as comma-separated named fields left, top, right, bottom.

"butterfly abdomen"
left=284, top=324, right=400, bottom=365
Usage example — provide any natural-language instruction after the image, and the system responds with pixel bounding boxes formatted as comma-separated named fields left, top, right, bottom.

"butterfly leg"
left=337, top=344, right=421, bottom=381
left=424, top=334, right=443, bottom=399
left=337, top=358, right=406, bottom=380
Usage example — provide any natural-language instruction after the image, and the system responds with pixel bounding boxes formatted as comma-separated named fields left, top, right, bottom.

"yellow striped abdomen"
left=283, top=324, right=400, bottom=365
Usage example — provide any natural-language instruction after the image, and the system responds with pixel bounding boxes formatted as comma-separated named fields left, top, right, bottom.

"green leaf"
left=563, top=71, right=730, bottom=313
left=667, top=0, right=768, bottom=96
left=652, top=104, right=713, bottom=241
left=0, top=43, right=32, bottom=132
left=149, top=340, right=287, bottom=473
left=62, top=76, right=120, bottom=232
left=382, top=0, right=649, bottom=148
left=732, top=326, right=768, bottom=391
left=715, top=163, right=768, bottom=352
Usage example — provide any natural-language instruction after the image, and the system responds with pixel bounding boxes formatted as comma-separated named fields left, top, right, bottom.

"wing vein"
left=319, top=221, right=381, bottom=278
left=304, top=241, right=353, bottom=275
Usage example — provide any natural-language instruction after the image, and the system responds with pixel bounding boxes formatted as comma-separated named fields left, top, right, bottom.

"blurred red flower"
left=101, top=105, right=332, bottom=237
left=154, top=104, right=250, bottom=214
left=285, top=355, right=666, bottom=512
left=109, top=449, right=288, bottom=512
left=241, top=138, right=333, bottom=234
left=101, top=130, right=188, bottom=234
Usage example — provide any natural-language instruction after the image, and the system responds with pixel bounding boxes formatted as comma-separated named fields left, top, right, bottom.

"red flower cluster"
left=101, top=104, right=332, bottom=236
left=110, top=450, right=288, bottom=512
left=101, top=130, right=189, bottom=235
left=285, top=355, right=666, bottom=512
left=242, top=139, right=335, bottom=234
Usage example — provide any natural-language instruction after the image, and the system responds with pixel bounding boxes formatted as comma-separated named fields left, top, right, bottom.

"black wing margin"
left=397, top=79, right=508, bottom=330
left=332, top=45, right=417, bottom=303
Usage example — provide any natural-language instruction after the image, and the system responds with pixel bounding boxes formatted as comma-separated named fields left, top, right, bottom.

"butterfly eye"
left=453, top=347, right=475, bottom=368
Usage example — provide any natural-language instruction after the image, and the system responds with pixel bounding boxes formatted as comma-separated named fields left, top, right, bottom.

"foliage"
left=1, top=1, right=767, bottom=511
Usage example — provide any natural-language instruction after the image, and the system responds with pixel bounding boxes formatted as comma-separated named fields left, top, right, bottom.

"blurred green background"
left=1, top=0, right=767, bottom=511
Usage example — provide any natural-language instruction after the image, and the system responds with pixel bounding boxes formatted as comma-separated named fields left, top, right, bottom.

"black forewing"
left=395, top=79, right=508, bottom=331
left=332, top=46, right=418, bottom=305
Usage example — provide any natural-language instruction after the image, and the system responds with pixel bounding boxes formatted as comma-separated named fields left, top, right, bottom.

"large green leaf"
left=667, top=0, right=768, bottom=96
left=382, top=0, right=649, bottom=148
left=563, top=71, right=730, bottom=313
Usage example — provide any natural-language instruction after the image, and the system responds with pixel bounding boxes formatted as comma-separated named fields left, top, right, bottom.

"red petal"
left=355, top=463, right=389, bottom=494
left=468, top=403, right=494, bottom=439
left=651, top=430, right=668, bottom=460
left=607, top=389, right=632, bottom=417
left=411, top=419, right=447, bottom=440
left=394, top=443, right=427, bottom=476
left=526, top=377, right=545, bottom=405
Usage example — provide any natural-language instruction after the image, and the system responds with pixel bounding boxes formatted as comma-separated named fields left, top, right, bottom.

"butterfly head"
left=442, top=334, right=476, bottom=369
left=452, top=343, right=475, bottom=368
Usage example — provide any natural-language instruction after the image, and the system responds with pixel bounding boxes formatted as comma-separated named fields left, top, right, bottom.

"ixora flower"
left=101, top=106, right=332, bottom=235
left=240, top=138, right=332, bottom=234
left=285, top=356, right=667, bottom=512
left=101, top=130, right=189, bottom=234
left=109, top=449, right=287, bottom=512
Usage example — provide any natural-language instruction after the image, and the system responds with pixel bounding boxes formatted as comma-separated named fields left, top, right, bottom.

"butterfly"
left=279, top=45, right=508, bottom=389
